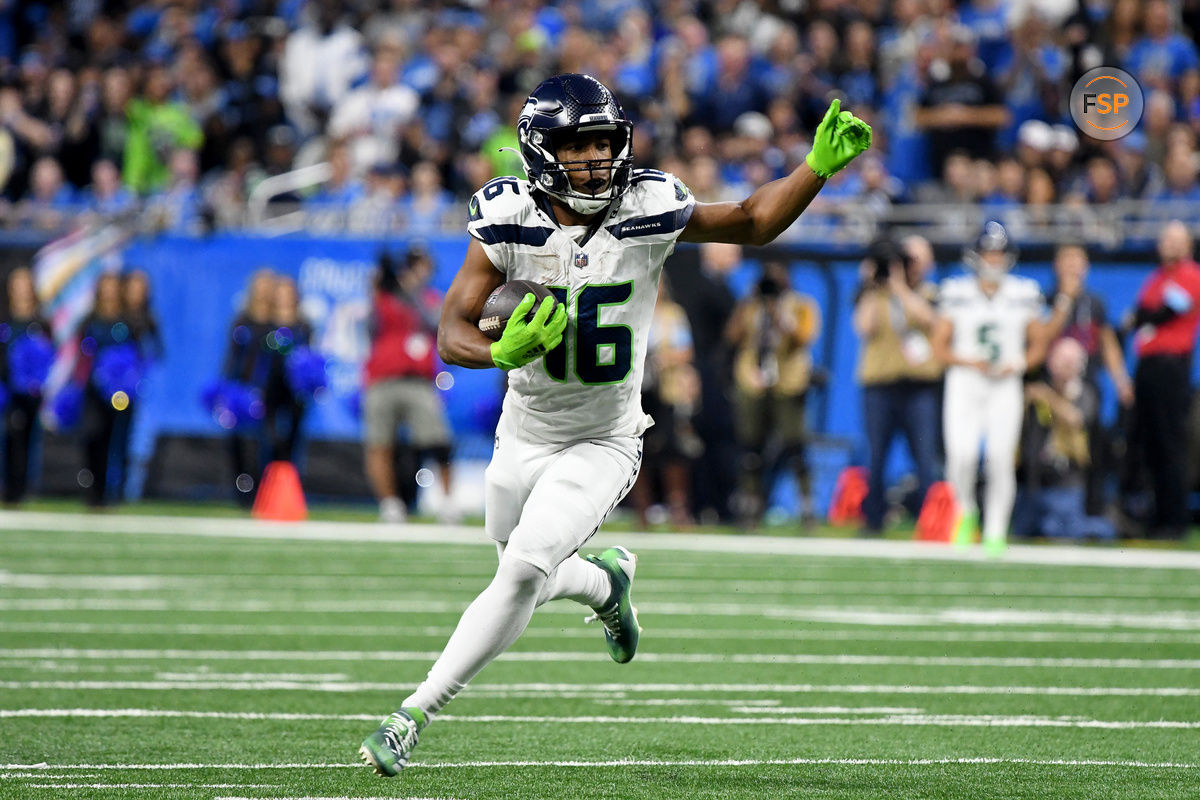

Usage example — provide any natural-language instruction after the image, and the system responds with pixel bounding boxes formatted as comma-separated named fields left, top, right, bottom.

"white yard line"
left=3, top=647, right=1199, bottom=669
left=18, top=784, right=274, bottom=790
left=4, top=570, right=1198, bottom=599
left=4, top=620, right=1199, bottom=645
left=4, top=599, right=1200, bottom=631
left=1, top=510, right=1197, bottom=570
left=4, top=758, right=1199, bottom=770
left=4, top=679, right=1194, bottom=696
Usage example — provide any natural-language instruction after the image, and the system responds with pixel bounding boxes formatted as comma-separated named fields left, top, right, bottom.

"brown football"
left=478, top=280, right=557, bottom=341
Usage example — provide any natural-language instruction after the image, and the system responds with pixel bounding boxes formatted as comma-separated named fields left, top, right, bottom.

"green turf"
left=1, top=522, right=1199, bottom=799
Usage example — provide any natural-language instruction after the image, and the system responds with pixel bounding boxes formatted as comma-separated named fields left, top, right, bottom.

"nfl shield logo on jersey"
left=575, top=252, right=588, bottom=268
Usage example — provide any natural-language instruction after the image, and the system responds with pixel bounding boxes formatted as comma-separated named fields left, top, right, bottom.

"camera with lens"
left=867, top=236, right=911, bottom=285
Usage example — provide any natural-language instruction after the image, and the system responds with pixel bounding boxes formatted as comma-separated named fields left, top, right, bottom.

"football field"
left=1, top=512, right=1199, bottom=799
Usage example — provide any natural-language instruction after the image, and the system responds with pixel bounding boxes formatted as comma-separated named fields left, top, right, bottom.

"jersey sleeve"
left=1016, top=278, right=1045, bottom=322
left=605, top=170, right=696, bottom=245
left=466, top=184, right=513, bottom=273
left=466, top=177, right=553, bottom=274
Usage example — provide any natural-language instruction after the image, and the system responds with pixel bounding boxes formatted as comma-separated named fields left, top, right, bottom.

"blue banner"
left=91, top=231, right=1163, bottom=508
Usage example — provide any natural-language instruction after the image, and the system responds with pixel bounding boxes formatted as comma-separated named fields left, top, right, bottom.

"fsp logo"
left=1070, top=67, right=1144, bottom=141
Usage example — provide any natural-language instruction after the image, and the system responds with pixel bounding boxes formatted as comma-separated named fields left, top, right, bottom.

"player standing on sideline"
left=932, top=222, right=1079, bottom=556
left=359, top=73, right=871, bottom=775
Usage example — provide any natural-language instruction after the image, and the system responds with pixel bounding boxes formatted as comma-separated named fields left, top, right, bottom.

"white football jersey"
left=938, top=273, right=1043, bottom=373
left=467, top=169, right=696, bottom=443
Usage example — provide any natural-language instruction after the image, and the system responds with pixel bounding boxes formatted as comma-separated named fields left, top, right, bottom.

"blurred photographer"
left=853, top=235, right=943, bottom=534
left=727, top=262, right=822, bottom=526
left=362, top=248, right=454, bottom=523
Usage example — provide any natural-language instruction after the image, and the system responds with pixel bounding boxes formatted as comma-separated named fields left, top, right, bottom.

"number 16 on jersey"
left=544, top=282, right=635, bottom=385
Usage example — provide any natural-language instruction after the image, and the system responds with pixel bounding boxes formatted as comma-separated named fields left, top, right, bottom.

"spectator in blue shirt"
left=1153, top=147, right=1200, bottom=208
left=838, top=21, right=879, bottom=110
left=981, top=158, right=1026, bottom=210
left=21, top=156, right=77, bottom=230
left=83, top=159, right=136, bottom=218
left=995, top=12, right=1067, bottom=149
left=1125, top=0, right=1200, bottom=93
left=400, top=161, right=453, bottom=236
left=307, top=140, right=365, bottom=209
left=146, top=148, right=204, bottom=233
left=691, top=35, right=769, bottom=133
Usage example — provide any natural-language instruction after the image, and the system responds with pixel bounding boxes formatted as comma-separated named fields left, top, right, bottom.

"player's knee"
left=493, top=550, right=549, bottom=599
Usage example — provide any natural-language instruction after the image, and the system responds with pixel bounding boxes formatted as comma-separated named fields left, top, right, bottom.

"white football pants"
left=942, top=367, right=1024, bottom=545
left=401, top=411, right=642, bottom=720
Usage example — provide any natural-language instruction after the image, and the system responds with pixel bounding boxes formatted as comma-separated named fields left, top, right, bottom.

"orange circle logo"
left=1069, top=67, right=1144, bottom=141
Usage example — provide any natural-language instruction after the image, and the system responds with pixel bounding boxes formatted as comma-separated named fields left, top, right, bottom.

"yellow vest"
left=732, top=292, right=820, bottom=398
left=856, top=285, right=944, bottom=385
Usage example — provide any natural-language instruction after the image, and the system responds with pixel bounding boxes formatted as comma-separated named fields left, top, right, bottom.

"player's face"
left=556, top=133, right=613, bottom=195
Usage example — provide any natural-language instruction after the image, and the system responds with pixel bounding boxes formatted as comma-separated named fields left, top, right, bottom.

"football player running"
left=932, top=222, right=1080, bottom=556
left=359, top=73, right=871, bottom=775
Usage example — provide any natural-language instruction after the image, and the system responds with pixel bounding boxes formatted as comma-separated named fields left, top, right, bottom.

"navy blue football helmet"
left=515, top=74, right=633, bottom=214
left=964, top=220, right=1018, bottom=278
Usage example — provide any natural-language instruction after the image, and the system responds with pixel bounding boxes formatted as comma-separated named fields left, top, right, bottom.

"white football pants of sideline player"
left=942, top=366, right=1024, bottom=545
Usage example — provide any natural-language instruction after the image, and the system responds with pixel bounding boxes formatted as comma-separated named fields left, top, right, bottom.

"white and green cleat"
left=584, top=546, right=642, bottom=664
left=359, top=707, right=426, bottom=776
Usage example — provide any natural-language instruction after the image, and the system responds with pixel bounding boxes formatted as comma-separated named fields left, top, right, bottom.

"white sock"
left=536, top=555, right=612, bottom=609
left=982, top=454, right=1016, bottom=543
left=402, top=554, right=547, bottom=719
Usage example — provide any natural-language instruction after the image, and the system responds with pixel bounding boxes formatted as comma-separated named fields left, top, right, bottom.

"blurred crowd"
left=3, top=0, right=1200, bottom=234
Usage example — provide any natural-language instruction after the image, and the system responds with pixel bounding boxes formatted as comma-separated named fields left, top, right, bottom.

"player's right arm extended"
left=437, top=240, right=567, bottom=370
left=437, top=239, right=511, bottom=369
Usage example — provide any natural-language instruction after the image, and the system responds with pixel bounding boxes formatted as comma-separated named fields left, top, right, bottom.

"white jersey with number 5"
left=938, top=273, right=1043, bottom=374
left=467, top=170, right=695, bottom=444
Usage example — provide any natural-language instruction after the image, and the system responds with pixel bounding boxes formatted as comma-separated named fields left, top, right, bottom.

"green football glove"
left=490, top=293, right=568, bottom=371
left=805, top=99, right=873, bottom=179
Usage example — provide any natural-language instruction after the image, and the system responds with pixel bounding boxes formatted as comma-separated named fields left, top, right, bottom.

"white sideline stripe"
left=4, top=647, right=1199, bottom=669
left=4, top=620, right=1199, bottom=645
left=2, top=510, right=1198, bottom=570
left=5, top=679, right=1196, bottom=697
left=6, top=570, right=1199, bottom=599
left=7, top=711, right=1193, bottom=729
left=4, top=758, right=1199, bottom=770
left=0, top=707, right=927, bottom=720
left=6, top=597, right=1200, bottom=631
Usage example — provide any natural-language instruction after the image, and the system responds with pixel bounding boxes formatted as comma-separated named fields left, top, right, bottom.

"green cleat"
left=983, top=536, right=1007, bottom=558
left=359, top=707, right=425, bottom=776
left=952, top=511, right=979, bottom=549
left=584, top=546, right=642, bottom=664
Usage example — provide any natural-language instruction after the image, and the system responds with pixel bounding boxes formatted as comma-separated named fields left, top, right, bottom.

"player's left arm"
left=680, top=100, right=871, bottom=245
